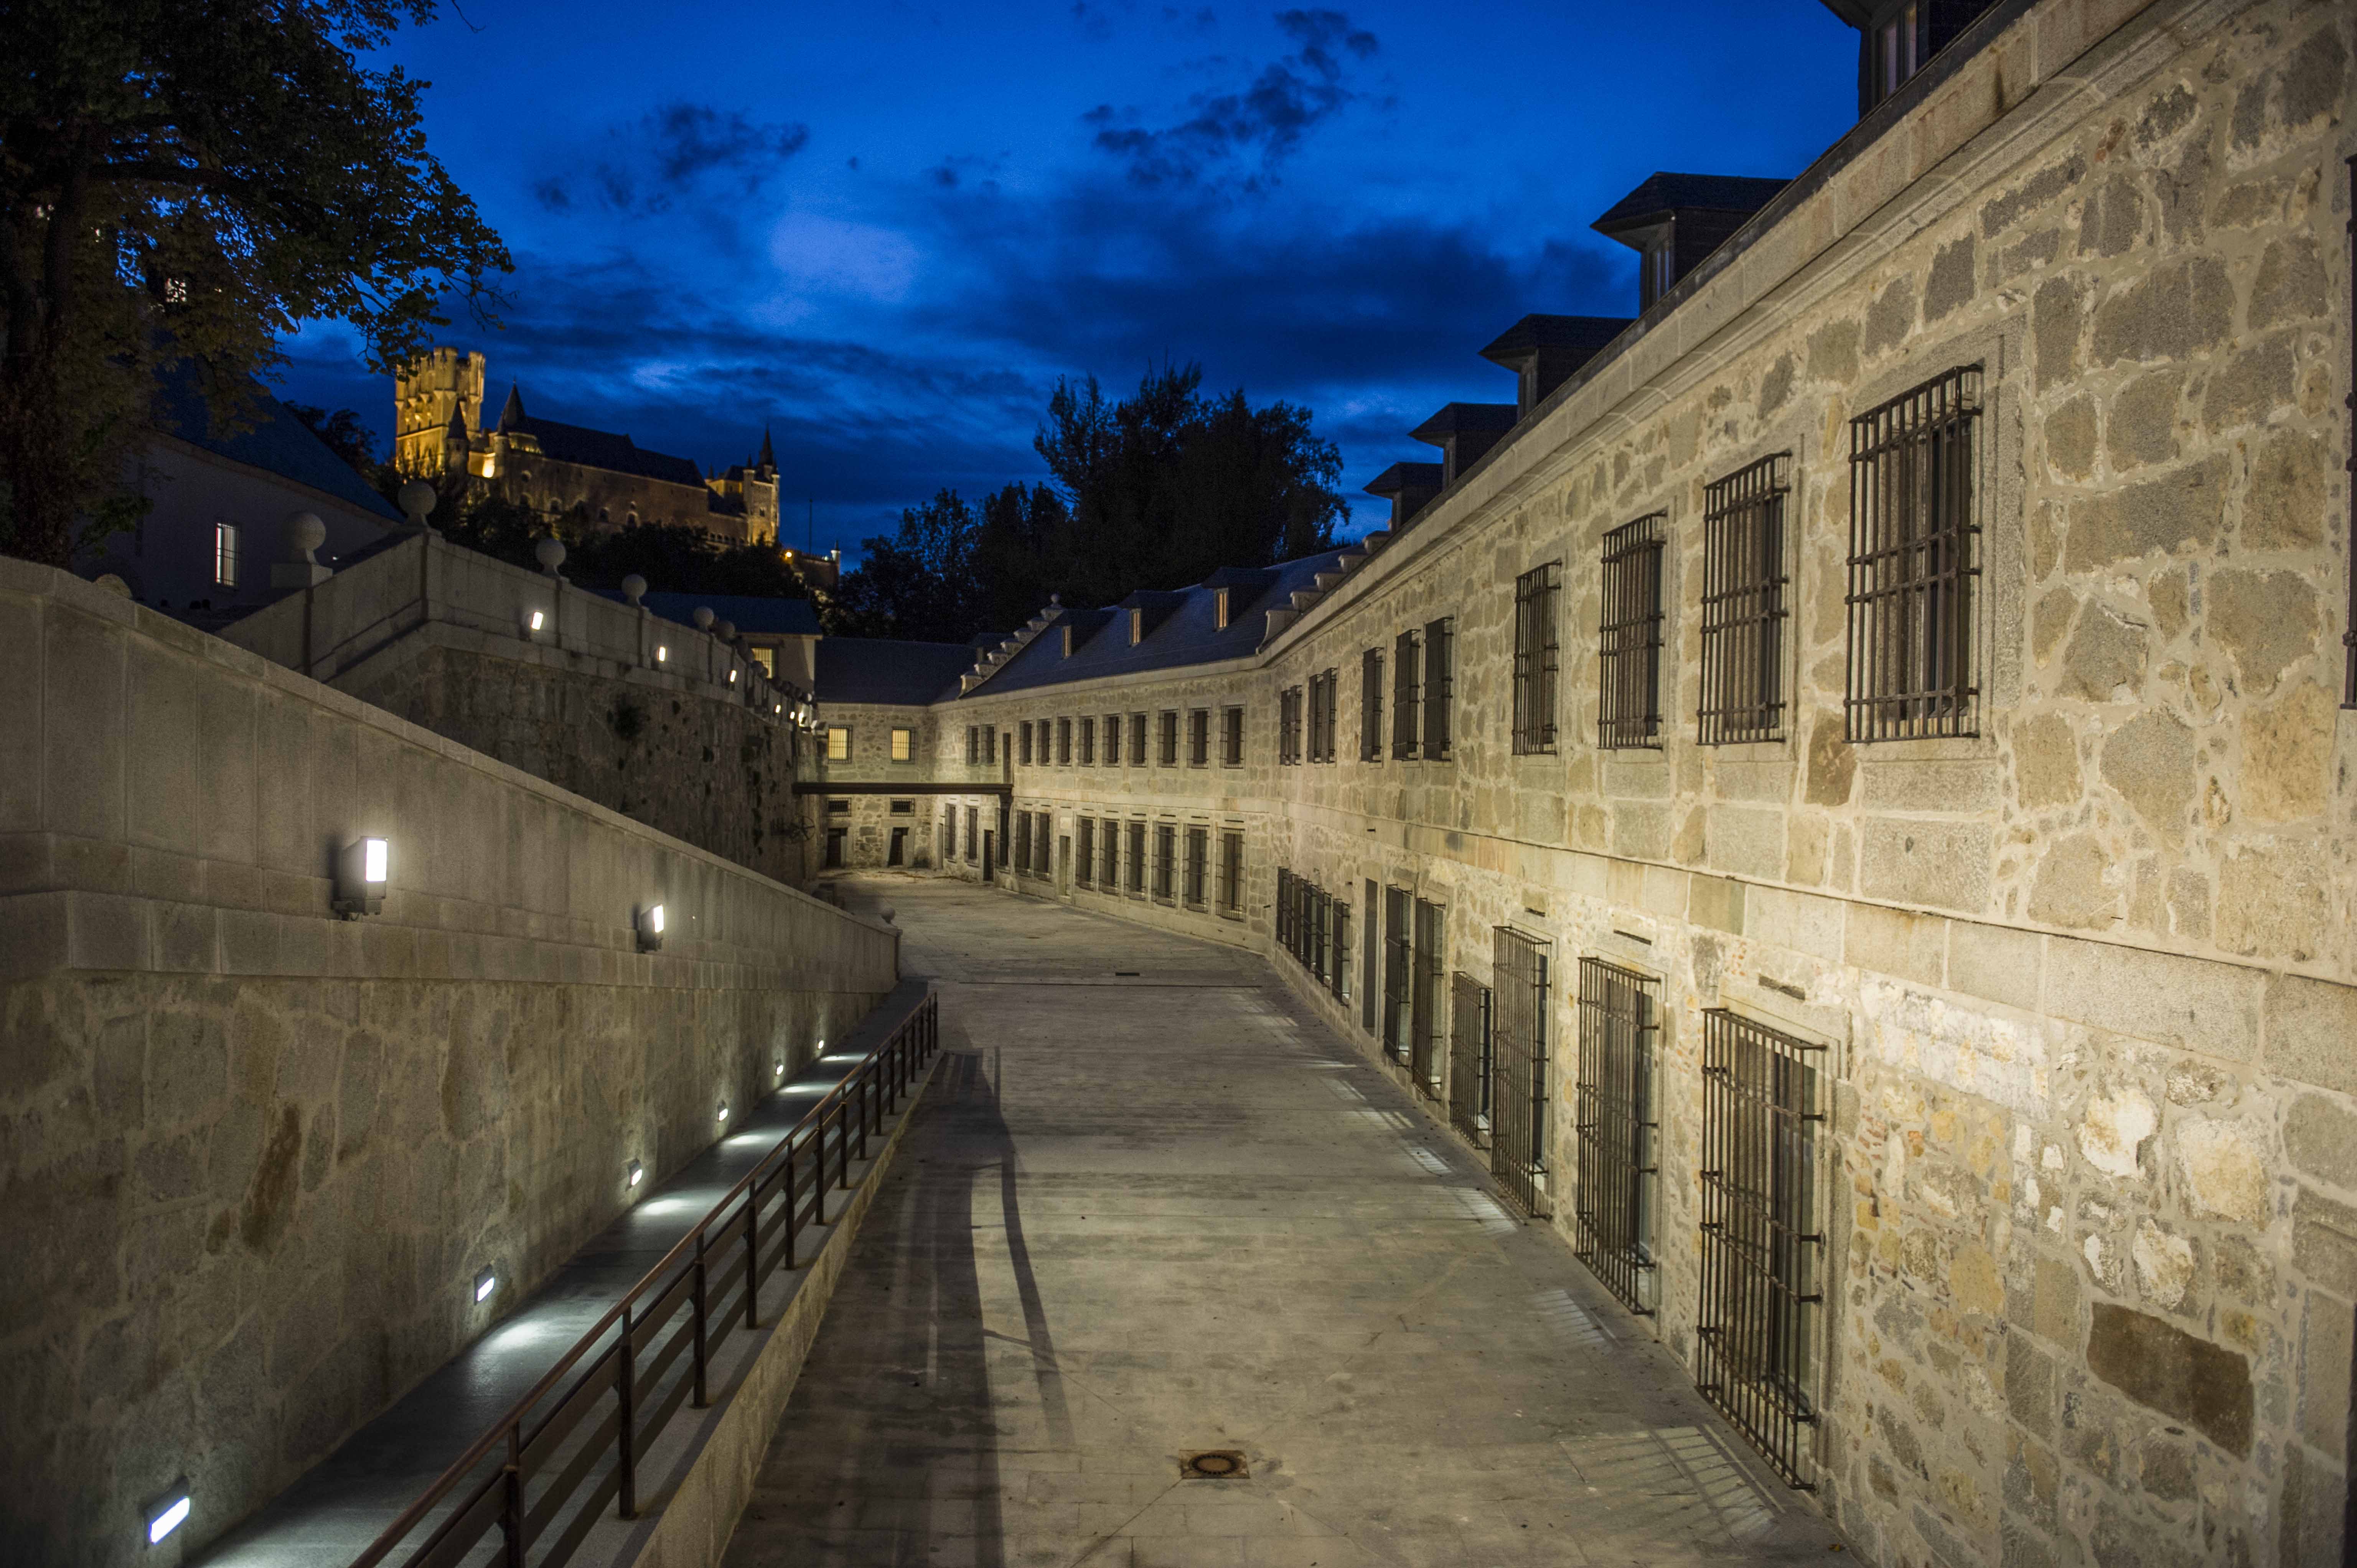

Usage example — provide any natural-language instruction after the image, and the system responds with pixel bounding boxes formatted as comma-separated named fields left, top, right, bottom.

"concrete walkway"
left=726, top=877, right=1852, bottom=1568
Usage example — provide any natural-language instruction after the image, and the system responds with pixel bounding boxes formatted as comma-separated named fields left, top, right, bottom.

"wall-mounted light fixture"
left=473, top=1266, right=497, bottom=1304
left=728, top=668, right=738, bottom=684
left=145, top=1484, right=192, bottom=1546
left=333, top=837, right=388, bottom=918
left=716, top=1101, right=730, bottom=1124
left=656, top=644, right=669, bottom=663
left=773, top=1059, right=786, bottom=1080
left=526, top=609, right=545, bottom=634
left=628, top=1160, right=643, bottom=1189
left=636, top=903, right=665, bottom=952
left=773, top=703, right=783, bottom=715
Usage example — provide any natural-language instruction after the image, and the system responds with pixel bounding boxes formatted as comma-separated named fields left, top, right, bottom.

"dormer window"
left=1215, top=588, right=1230, bottom=630
left=1062, top=625, right=1074, bottom=657
left=1867, top=1, right=1923, bottom=109
left=1130, top=608, right=1144, bottom=645
left=1641, top=237, right=1676, bottom=310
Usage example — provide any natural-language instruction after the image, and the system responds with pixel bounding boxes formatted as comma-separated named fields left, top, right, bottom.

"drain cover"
left=1181, top=1450, right=1248, bottom=1480
left=1114, top=971, right=1141, bottom=977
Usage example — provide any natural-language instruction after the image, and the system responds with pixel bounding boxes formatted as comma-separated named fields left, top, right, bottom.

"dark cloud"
left=535, top=101, right=810, bottom=214
left=1086, top=8, right=1378, bottom=187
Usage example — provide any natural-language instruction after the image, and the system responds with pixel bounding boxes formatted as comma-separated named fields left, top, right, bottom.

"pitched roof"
left=814, top=638, right=977, bottom=705
left=1365, top=461, right=1443, bottom=498
left=1410, top=403, right=1519, bottom=442
left=1591, top=172, right=1792, bottom=235
left=586, top=588, right=822, bottom=637
left=149, top=360, right=403, bottom=524
left=506, top=412, right=708, bottom=489
left=964, top=548, right=1351, bottom=697
left=1478, top=314, right=1634, bottom=367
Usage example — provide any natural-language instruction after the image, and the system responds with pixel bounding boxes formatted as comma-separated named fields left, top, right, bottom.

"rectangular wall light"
left=628, top=1160, right=643, bottom=1188
left=636, top=903, right=665, bottom=952
left=146, top=1487, right=191, bottom=1546
left=474, top=1266, right=496, bottom=1304
left=527, top=609, right=545, bottom=632
left=333, top=837, right=389, bottom=918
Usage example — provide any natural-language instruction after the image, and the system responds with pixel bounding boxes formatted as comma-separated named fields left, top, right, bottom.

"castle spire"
left=499, top=382, right=525, bottom=432
left=757, top=424, right=776, bottom=472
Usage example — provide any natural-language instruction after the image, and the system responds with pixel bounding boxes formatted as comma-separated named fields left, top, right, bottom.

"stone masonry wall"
left=846, top=2, right=2356, bottom=1564
left=0, top=562, right=899, bottom=1568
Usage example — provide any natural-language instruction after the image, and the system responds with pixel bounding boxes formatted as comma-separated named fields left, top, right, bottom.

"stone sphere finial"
left=397, top=478, right=438, bottom=529
left=534, top=535, right=566, bottom=576
left=1049, top=593, right=1061, bottom=606
left=692, top=607, right=715, bottom=631
left=714, top=619, right=736, bottom=642
left=879, top=906, right=896, bottom=926
left=284, top=511, right=327, bottom=563
left=621, top=573, right=648, bottom=606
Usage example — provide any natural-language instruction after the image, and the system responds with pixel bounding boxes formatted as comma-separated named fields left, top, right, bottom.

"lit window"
left=213, top=522, right=239, bottom=587
left=750, top=647, right=774, bottom=676
left=827, top=726, right=850, bottom=761
left=891, top=728, right=913, bottom=762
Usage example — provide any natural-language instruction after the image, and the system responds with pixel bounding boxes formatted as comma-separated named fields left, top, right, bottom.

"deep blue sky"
left=280, top=1, right=1859, bottom=558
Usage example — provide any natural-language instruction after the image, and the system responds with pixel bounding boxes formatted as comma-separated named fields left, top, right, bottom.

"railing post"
left=501, top=1426, right=524, bottom=1568
left=839, top=1101, right=852, bottom=1191
left=812, top=1126, right=826, bottom=1227
left=691, top=1231, right=709, bottom=1408
left=783, top=1138, right=799, bottom=1271
left=744, top=1179, right=761, bottom=1329
left=617, top=1306, right=638, bottom=1519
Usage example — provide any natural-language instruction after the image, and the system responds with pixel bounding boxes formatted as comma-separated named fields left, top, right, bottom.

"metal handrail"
left=346, top=987, right=940, bottom=1568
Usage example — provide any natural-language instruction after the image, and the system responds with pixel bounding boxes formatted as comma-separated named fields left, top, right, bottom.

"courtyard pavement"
left=724, top=875, right=1852, bottom=1568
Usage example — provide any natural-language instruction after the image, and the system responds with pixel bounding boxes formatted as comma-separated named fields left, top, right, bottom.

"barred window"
left=942, top=807, right=956, bottom=861
left=1574, top=959, right=1660, bottom=1316
left=827, top=726, right=851, bottom=762
left=1158, top=710, right=1180, bottom=766
left=1019, top=721, right=1033, bottom=766
left=1080, top=716, right=1096, bottom=766
left=1410, top=899, right=1446, bottom=1100
left=1512, top=563, right=1560, bottom=754
left=966, top=724, right=979, bottom=763
left=890, top=727, right=913, bottom=762
left=1221, top=707, right=1244, bottom=766
left=1381, top=886, right=1413, bottom=1059
left=1391, top=629, right=1421, bottom=760
left=983, top=725, right=996, bottom=764
left=1422, top=618, right=1454, bottom=761
left=1129, top=712, right=1147, bottom=762
left=1360, top=648, right=1384, bottom=760
left=1491, top=927, right=1553, bottom=1219
left=2347, top=157, right=2356, bottom=706
left=1599, top=515, right=1666, bottom=749
left=1449, top=972, right=1492, bottom=1149
left=1127, top=820, right=1147, bottom=893
left=1218, top=829, right=1244, bottom=915
left=1152, top=822, right=1176, bottom=902
left=1700, top=455, right=1792, bottom=744
left=1309, top=670, right=1340, bottom=763
left=964, top=806, right=977, bottom=863
left=1697, top=1010, right=1828, bottom=1489
left=1056, top=718, right=1071, bottom=765
left=1035, top=812, right=1052, bottom=876
left=1076, top=816, right=1094, bottom=883
left=1279, top=685, right=1304, bottom=764
left=1188, top=708, right=1210, bottom=766
left=1183, top=826, right=1208, bottom=908
left=1331, top=901, right=1351, bottom=1002
left=1104, top=713, right=1122, bottom=766
left=1014, top=810, right=1031, bottom=869
left=1846, top=365, right=1982, bottom=741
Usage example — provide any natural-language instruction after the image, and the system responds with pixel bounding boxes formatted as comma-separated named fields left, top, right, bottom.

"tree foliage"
left=836, top=363, right=1343, bottom=641
left=0, top=0, right=510, bottom=566
left=412, top=483, right=816, bottom=603
left=285, top=402, right=378, bottom=475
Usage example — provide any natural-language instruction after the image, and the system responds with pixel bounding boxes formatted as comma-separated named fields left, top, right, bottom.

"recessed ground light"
left=1181, top=1451, right=1248, bottom=1480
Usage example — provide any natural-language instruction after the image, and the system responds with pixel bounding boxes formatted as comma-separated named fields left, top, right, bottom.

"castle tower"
left=392, top=349, right=485, bottom=479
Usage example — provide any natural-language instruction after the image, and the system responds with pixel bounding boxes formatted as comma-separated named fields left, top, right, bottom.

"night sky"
left=280, top=2, right=1860, bottom=558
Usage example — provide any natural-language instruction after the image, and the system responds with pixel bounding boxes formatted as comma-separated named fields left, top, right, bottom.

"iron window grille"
left=1846, top=364, right=1983, bottom=741
left=1126, top=820, right=1147, bottom=894
left=2345, top=156, right=2355, bottom=707
left=1422, top=619, right=1454, bottom=761
left=983, top=726, right=996, bottom=764
left=1099, top=818, right=1118, bottom=889
left=1512, top=562, right=1561, bottom=754
left=1382, top=887, right=1413, bottom=1060
left=1221, top=707, right=1245, bottom=765
left=1152, top=824, right=1176, bottom=903
left=1573, top=959, right=1661, bottom=1317
left=1361, top=880, right=1381, bottom=1035
left=1279, top=686, right=1304, bottom=764
left=966, top=725, right=979, bottom=763
left=1076, top=817, right=1094, bottom=883
left=1450, top=973, right=1493, bottom=1149
left=1696, top=1008, right=1828, bottom=1491
left=1130, top=712, right=1148, bottom=762
left=1699, top=454, right=1792, bottom=744
left=1082, top=717, right=1097, bottom=765
left=1019, top=722, right=1033, bottom=766
left=826, top=797, right=851, bottom=815
left=964, top=807, right=977, bottom=863
left=1360, top=648, right=1385, bottom=760
left=1599, top=514, right=1666, bottom=750
left=1038, top=813, right=1054, bottom=876
left=1410, top=899, right=1446, bottom=1101
left=1490, top=927, right=1553, bottom=1219
left=1013, top=812, right=1031, bottom=870
left=942, top=808, right=956, bottom=860
left=1159, top=711, right=1180, bottom=766
left=1218, top=830, right=1244, bottom=915
left=1183, top=827, right=1208, bottom=908
left=1057, top=719, right=1071, bottom=765
left=1276, top=868, right=1292, bottom=950
left=1331, top=902, right=1351, bottom=1001
left=1188, top=709, right=1210, bottom=766
left=894, top=728, right=917, bottom=763
left=1391, top=629, right=1421, bottom=759
left=1105, top=714, right=1122, bottom=766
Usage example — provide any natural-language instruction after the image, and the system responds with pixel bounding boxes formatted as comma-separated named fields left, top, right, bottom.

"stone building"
left=804, top=0, right=2357, bottom=1562
left=391, top=348, right=784, bottom=546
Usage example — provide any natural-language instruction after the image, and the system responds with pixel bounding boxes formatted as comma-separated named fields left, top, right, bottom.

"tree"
left=0, top=0, right=510, bottom=567
left=285, top=403, right=379, bottom=475
left=831, top=489, right=987, bottom=640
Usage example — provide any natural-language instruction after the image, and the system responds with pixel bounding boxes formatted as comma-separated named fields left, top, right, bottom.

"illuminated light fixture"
left=773, top=1059, right=786, bottom=1079
left=774, top=703, right=783, bottom=715
left=628, top=1160, right=643, bottom=1188
left=527, top=609, right=545, bottom=633
left=474, top=1266, right=497, bottom=1304
left=636, top=903, right=666, bottom=953
left=716, top=1101, right=730, bottom=1124
left=656, top=645, right=669, bottom=663
left=146, top=1486, right=191, bottom=1546
left=333, top=837, right=389, bottom=918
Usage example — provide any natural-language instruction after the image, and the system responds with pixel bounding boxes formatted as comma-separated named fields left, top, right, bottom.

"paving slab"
left=725, top=877, right=1851, bottom=1568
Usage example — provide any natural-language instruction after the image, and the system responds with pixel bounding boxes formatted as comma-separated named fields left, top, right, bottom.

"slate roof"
left=1590, top=172, right=1792, bottom=235
left=150, top=361, right=404, bottom=524
left=966, top=548, right=1351, bottom=697
left=814, top=638, right=979, bottom=706
left=507, top=412, right=708, bottom=490
left=1478, top=314, right=1634, bottom=368
left=1365, top=461, right=1442, bottom=499
left=585, top=589, right=822, bottom=637
left=1410, top=403, right=1519, bottom=442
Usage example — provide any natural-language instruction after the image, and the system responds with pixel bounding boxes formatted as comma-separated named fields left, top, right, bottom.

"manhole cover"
left=1181, top=1450, right=1248, bottom=1480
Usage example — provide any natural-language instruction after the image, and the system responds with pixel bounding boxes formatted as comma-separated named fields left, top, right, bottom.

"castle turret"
left=392, top=348, right=485, bottom=479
